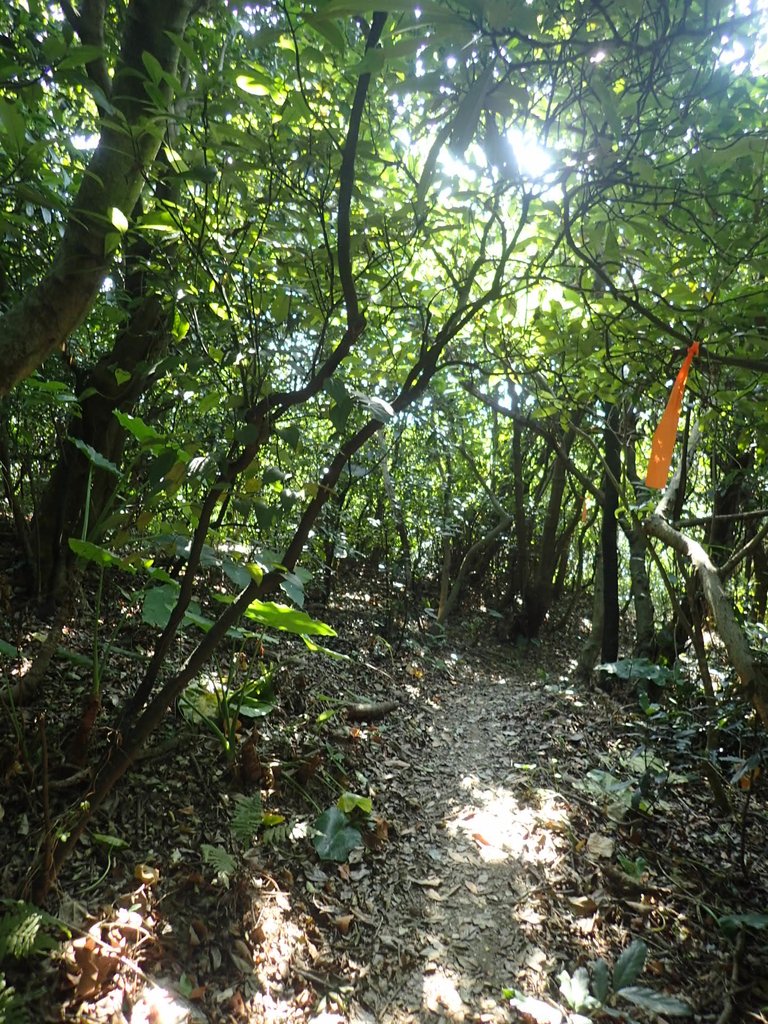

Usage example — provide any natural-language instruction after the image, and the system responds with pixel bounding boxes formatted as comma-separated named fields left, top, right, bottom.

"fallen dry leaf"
left=586, top=832, right=614, bottom=859
left=334, top=914, right=354, bottom=935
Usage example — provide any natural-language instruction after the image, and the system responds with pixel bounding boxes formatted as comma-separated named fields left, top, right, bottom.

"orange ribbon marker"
left=645, top=341, right=699, bottom=490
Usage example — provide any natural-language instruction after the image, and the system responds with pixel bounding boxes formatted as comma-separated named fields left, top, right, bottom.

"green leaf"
left=718, top=912, right=768, bottom=935
left=113, top=410, right=165, bottom=446
left=302, top=636, right=351, bottom=660
left=236, top=73, right=270, bottom=96
left=280, top=570, right=306, bottom=607
left=57, top=44, right=106, bottom=69
left=252, top=500, right=278, bottom=531
left=312, top=807, right=363, bottom=862
left=243, top=600, right=336, bottom=637
left=142, top=51, right=164, bottom=84
left=231, top=793, right=263, bottom=845
left=613, top=940, right=647, bottom=991
left=0, top=640, right=19, bottom=658
left=92, top=832, right=128, bottom=849
left=618, top=986, right=692, bottom=1016
left=592, top=958, right=610, bottom=1004
left=108, top=206, right=129, bottom=233
left=141, top=584, right=179, bottom=628
left=0, top=100, right=26, bottom=155
left=337, top=792, right=372, bottom=815
left=277, top=424, right=301, bottom=450
left=597, top=658, right=673, bottom=685
left=68, top=539, right=124, bottom=569
left=70, top=438, right=121, bottom=476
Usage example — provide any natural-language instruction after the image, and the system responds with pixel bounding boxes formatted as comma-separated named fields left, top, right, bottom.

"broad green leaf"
left=142, top=51, right=164, bottom=83
left=237, top=697, right=274, bottom=718
left=312, top=807, right=363, bottom=862
left=618, top=986, right=692, bottom=1016
left=57, top=44, right=106, bottom=69
left=0, top=100, right=26, bottom=154
left=277, top=424, right=301, bottom=450
left=70, top=438, right=121, bottom=476
left=142, top=584, right=179, bottom=628
left=718, top=912, right=768, bottom=935
left=613, top=940, right=647, bottom=991
left=68, top=539, right=124, bottom=568
left=113, top=407, right=165, bottom=444
left=236, top=74, right=270, bottom=96
left=243, top=600, right=336, bottom=637
left=109, top=206, right=129, bottom=233
left=280, top=571, right=305, bottom=607
left=0, top=639, right=19, bottom=657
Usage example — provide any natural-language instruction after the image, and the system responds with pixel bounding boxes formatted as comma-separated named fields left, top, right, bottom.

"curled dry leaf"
left=134, top=862, right=160, bottom=885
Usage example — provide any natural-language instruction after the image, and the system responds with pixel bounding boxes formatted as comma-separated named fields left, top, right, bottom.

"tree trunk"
left=576, top=545, right=604, bottom=681
left=601, top=404, right=620, bottom=661
left=623, top=435, right=656, bottom=657
left=514, top=423, right=578, bottom=638
left=377, top=433, right=412, bottom=592
left=0, top=0, right=193, bottom=394
left=437, top=512, right=513, bottom=625
left=33, top=296, right=169, bottom=601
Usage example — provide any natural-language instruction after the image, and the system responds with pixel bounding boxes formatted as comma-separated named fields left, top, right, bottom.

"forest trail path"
left=342, top=640, right=578, bottom=1023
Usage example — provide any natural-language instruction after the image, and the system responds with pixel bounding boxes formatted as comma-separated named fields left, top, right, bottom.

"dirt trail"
left=340, top=642, right=582, bottom=1023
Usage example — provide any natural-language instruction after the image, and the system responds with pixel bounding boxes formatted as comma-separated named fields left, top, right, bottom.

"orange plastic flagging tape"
left=645, top=341, right=699, bottom=490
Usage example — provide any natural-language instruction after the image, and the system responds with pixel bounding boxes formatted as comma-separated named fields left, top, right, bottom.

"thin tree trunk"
left=377, top=433, right=412, bottom=592
left=577, top=545, right=604, bottom=681
left=601, top=404, right=620, bottom=661
left=437, top=513, right=513, bottom=625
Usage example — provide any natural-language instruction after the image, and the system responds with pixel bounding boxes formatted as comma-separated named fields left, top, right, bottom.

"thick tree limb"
left=644, top=513, right=768, bottom=729
left=0, top=0, right=192, bottom=395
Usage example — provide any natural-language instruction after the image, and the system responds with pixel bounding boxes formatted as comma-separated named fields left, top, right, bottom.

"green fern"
left=0, top=903, right=61, bottom=964
left=201, top=844, right=236, bottom=878
left=231, top=793, right=263, bottom=846
left=0, top=971, right=29, bottom=1024
left=262, top=822, right=289, bottom=848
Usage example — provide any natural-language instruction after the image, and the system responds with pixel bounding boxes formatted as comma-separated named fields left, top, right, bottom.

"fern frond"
left=231, top=793, right=263, bottom=846
left=0, top=971, right=29, bottom=1024
left=201, top=844, right=236, bottom=878
left=0, top=903, right=58, bottom=963
left=261, top=823, right=289, bottom=848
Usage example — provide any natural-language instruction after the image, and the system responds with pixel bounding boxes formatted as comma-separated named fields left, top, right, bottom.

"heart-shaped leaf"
left=313, top=807, right=363, bottom=863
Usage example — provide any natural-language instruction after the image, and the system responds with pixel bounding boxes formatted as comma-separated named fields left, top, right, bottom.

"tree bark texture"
left=0, top=0, right=192, bottom=395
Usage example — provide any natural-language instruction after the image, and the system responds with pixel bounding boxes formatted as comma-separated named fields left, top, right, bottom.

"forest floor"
left=1, top=577, right=768, bottom=1024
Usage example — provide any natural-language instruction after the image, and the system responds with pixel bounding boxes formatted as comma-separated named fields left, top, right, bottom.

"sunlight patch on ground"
left=131, top=983, right=202, bottom=1024
left=445, top=783, right=570, bottom=865
left=422, top=968, right=466, bottom=1019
